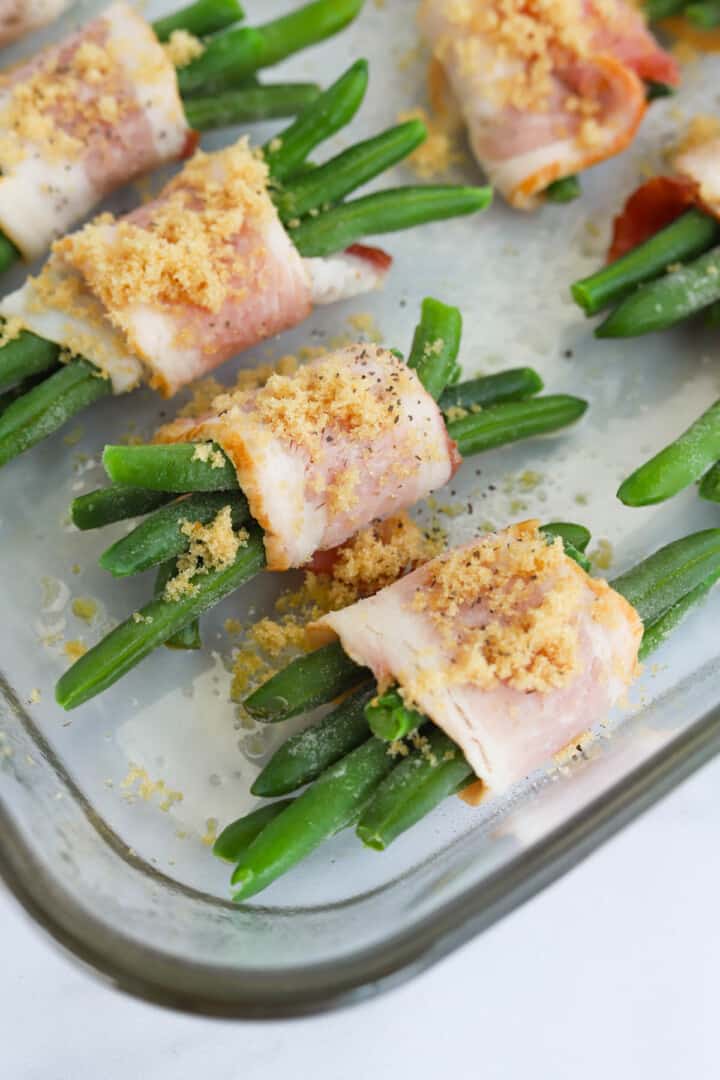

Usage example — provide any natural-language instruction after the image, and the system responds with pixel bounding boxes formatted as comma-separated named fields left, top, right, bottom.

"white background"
left=3, top=753, right=718, bottom=1079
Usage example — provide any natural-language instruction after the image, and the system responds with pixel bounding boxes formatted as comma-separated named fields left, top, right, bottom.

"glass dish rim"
left=2, top=679, right=719, bottom=1021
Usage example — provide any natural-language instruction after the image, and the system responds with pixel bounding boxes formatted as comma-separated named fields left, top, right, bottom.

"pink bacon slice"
left=312, top=520, right=642, bottom=793
left=0, top=140, right=392, bottom=396
left=0, top=2, right=190, bottom=260
left=156, top=345, right=459, bottom=570
left=419, top=0, right=679, bottom=210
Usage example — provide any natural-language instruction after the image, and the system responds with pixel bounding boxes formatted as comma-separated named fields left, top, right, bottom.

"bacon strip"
left=419, top=0, right=679, bottom=210
left=313, top=520, right=642, bottom=793
left=156, top=346, right=459, bottom=571
left=0, top=1, right=75, bottom=47
left=0, top=139, right=392, bottom=396
left=0, top=2, right=189, bottom=260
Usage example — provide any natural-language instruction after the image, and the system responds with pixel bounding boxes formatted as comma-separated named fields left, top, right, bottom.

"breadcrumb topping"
left=410, top=519, right=584, bottom=694
left=53, top=140, right=272, bottom=327
left=164, top=507, right=247, bottom=601
left=426, top=0, right=598, bottom=114
left=162, top=29, right=205, bottom=68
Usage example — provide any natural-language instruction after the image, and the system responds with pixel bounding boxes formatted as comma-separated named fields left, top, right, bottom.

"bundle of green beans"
left=0, top=0, right=371, bottom=278
left=0, top=61, right=493, bottom=469
left=210, top=525, right=720, bottom=899
left=55, top=298, right=587, bottom=710
left=569, top=184, right=720, bottom=506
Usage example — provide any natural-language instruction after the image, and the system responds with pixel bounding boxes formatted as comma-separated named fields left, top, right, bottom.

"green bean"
left=56, top=525, right=266, bottom=710
left=230, top=736, right=395, bottom=901
left=0, top=233, right=20, bottom=276
left=610, top=527, right=720, bottom=626
left=685, top=0, right=720, bottom=23
left=251, top=684, right=375, bottom=796
left=545, top=175, right=581, bottom=203
left=699, top=461, right=720, bottom=502
left=446, top=395, right=587, bottom=457
left=214, top=799, right=295, bottom=862
left=178, top=0, right=364, bottom=96
left=645, top=81, right=676, bottom=102
left=644, top=0, right=691, bottom=19
left=438, top=367, right=543, bottom=413
left=618, top=399, right=720, bottom=507
left=184, top=83, right=320, bottom=130
left=290, top=186, right=493, bottom=257
left=263, top=60, right=368, bottom=183
left=0, top=360, right=111, bottom=468
left=243, top=640, right=365, bottom=721
left=0, top=330, right=60, bottom=394
left=596, top=244, right=720, bottom=337
left=154, top=560, right=201, bottom=650
left=356, top=728, right=473, bottom=851
left=102, top=443, right=238, bottom=492
left=639, top=571, right=720, bottom=660
left=572, top=210, right=720, bottom=317
left=540, top=522, right=592, bottom=553
left=99, top=491, right=250, bottom=577
left=72, top=487, right=175, bottom=531
left=406, top=297, right=463, bottom=401
left=274, top=120, right=427, bottom=222
left=365, top=689, right=424, bottom=742
left=152, top=0, right=244, bottom=42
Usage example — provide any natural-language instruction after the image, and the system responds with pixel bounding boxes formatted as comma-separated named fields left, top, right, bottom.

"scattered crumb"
left=590, top=539, right=614, bottom=571
left=71, top=597, right=97, bottom=622
left=121, top=764, right=184, bottom=811
left=398, top=106, right=463, bottom=179
left=346, top=312, right=383, bottom=343
left=28, top=688, right=41, bottom=705
left=202, top=818, right=219, bottom=846
left=64, top=639, right=87, bottom=662
left=63, top=427, right=83, bottom=447
left=162, top=29, right=205, bottom=68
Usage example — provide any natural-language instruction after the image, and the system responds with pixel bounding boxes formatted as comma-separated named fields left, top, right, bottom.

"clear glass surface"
left=1, top=1, right=720, bottom=1017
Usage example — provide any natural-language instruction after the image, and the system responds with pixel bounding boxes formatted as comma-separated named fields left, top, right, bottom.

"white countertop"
left=4, top=753, right=718, bottom=1080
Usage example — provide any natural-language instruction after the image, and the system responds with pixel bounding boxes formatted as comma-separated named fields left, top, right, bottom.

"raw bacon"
left=156, top=346, right=459, bottom=571
left=0, top=2, right=189, bottom=260
left=419, top=0, right=679, bottom=210
left=0, top=140, right=391, bottom=396
left=313, top=520, right=642, bottom=793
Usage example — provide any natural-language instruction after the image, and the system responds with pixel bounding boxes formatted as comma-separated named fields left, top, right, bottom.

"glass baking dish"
left=1, top=0, right=719, bottom=1019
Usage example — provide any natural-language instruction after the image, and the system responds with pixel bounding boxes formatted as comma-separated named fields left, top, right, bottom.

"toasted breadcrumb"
left=163, top=29, right=205, bottom=68
left=398, top=106, right=463, bottom=179
left=231, top=514, right=440, bottom=697
left=53, top=140, right=272, bottom=342
left=164, top=508, right=246, bottom=601
left=192, top=442, right=226, bottom=469
left=121, top=764, right=183, bottom=811
left=409, top=520, right=586, bottom=695
left=64, top=639, right=87, bottom=661
left=71, top=597, right=97, bottom=622
left=0, top=317, right=23, bottom=349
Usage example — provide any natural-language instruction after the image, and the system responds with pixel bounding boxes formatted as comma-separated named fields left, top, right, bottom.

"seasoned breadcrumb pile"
left=410, top=519, right=585, bottom=694
left=231, top=514, right=440, bottom=697
left=54, top=140, right=272, bottom=321
left=164, top=507, right=247, bottom=601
